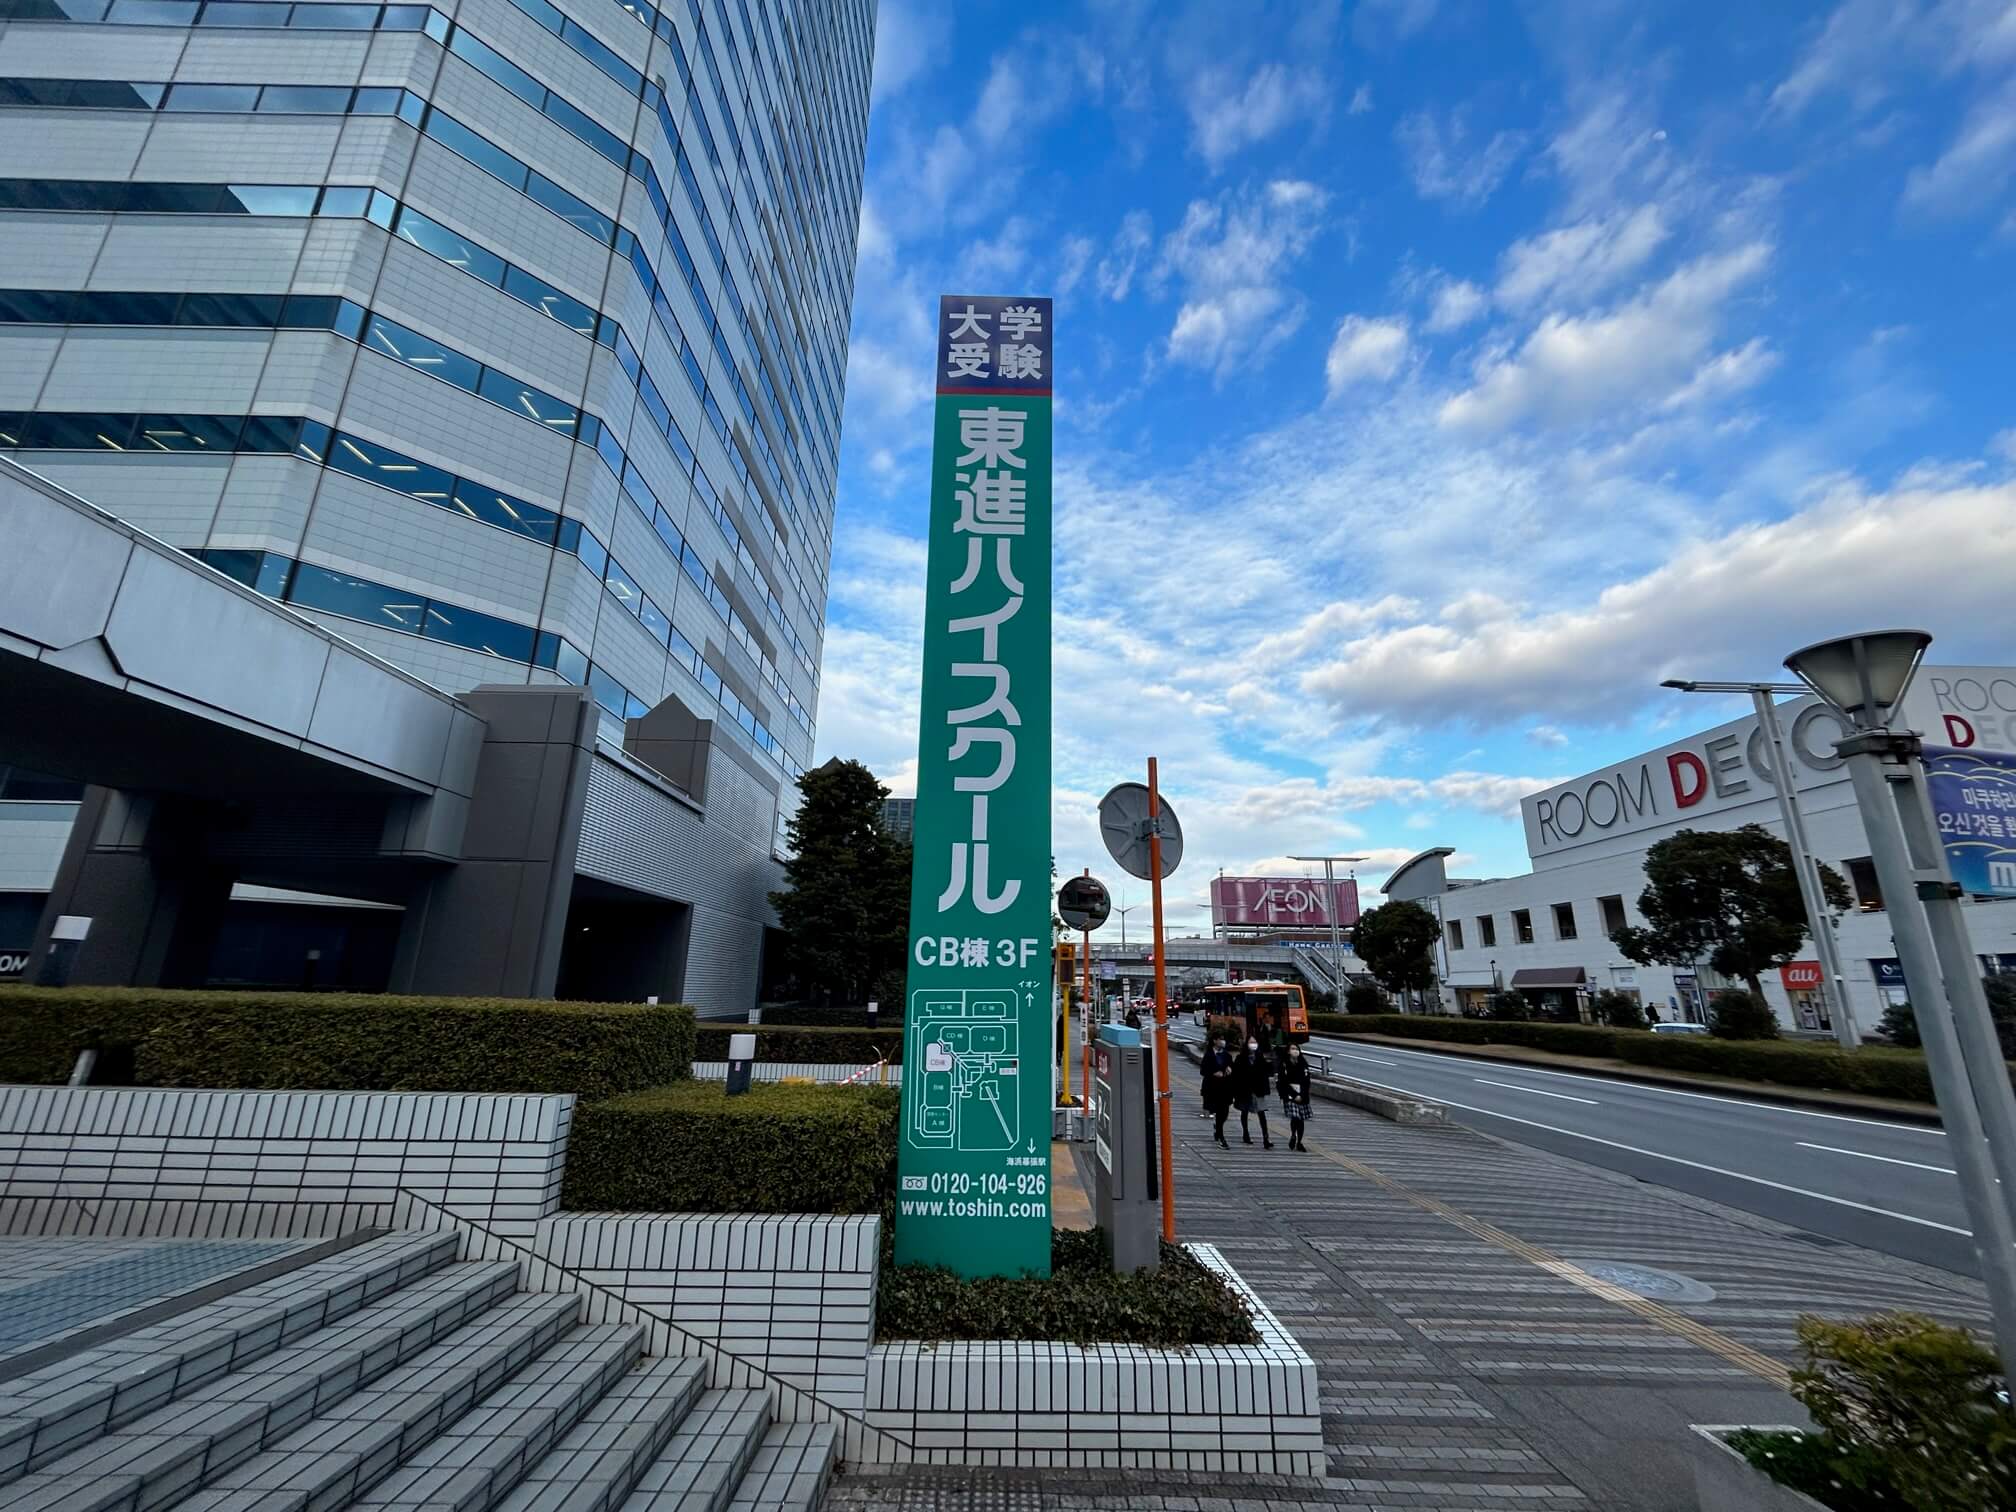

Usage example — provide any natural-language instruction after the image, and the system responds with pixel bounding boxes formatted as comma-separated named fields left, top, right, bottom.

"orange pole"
left=1147, top=757, right=1176, bottom=1243
left=1081, top=868, right=1093, bottom=1115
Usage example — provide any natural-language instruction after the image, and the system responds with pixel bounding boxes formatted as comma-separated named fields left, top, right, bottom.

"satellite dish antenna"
left=1099, top=782, right=1182, bottom=880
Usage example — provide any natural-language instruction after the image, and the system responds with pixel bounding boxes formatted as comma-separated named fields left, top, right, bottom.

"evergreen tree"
left=769, top=759, right=910, bottom=1004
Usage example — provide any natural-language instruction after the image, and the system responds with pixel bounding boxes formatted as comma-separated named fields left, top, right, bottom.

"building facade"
left=0, top=0, right=874, bottom=1007
left=1407, top=666, right=2016, bottom=1032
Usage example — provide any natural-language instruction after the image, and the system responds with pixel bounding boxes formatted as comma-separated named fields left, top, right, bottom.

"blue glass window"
left=134, top=413, right=241, bottom=451
left=164, top=82, right=260, bottom=110
left=587, top=663, right=627, bottom=717
left=224, top=184, right=317, bottom=215
left=451, top=477, right=557, bottom=542
left=198, top=2, right=287, bottom=23
left=258, top=84, right=352, bottom=112
left=424, top=112, right=529, bottom=191
left=364, top=314, right=482, bottom=391
left=424, top=599, right=535, bottom=661
left=288, top=564, right=425, bottom=632
left=638, top=595, right=671, bottom=647
left=394, top=207, right=507, bottom=284
left=602, top=555, right=640, bottom=611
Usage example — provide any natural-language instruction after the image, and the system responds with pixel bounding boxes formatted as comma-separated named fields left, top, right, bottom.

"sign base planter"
left=1689, top=1427, right=1832, bottom=1512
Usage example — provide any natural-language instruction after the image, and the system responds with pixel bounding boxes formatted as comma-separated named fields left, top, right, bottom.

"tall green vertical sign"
left=896, top=294, right=1054, bottom=1278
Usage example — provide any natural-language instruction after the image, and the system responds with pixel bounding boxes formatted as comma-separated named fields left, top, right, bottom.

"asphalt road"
left=1177, top=1028, right=1975, bottom=1276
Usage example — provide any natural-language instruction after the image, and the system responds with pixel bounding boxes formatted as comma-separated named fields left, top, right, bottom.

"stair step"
left=619, top=1389, right=769, bottom=1512
left=723, top=1424, right=836, bottom=1512
left=9, top=1291, right=581, bottom=1512
left=0, top=1230, right=461, bottom=1482
left=347, top=1321, right=645, bottom=1511
left=492, top=1358, right=706, bottom=1512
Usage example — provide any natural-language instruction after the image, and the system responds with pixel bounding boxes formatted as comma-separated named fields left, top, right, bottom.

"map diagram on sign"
left=907, top=989, right=1021, bottom=1151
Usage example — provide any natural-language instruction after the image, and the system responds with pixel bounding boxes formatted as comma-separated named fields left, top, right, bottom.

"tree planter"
left=1689, top=1426, right=1832, bottom=1512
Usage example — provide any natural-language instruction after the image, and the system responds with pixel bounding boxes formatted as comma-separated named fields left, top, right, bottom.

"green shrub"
left=1708, top=988, right=1780, bottom=1040
left=1488, top=989, right=1533, bottom=1021
left=565, top=1081, right=898, bottom=1214
left=1320, top=1012, right=1622, bottom=1057
left=1734, top=1312, right=2014, bottom=1512
left=0, top=986, right=692, bottom=1097
left=755, top=1003, right=906, bottom=1028
left=1312, top=1007, right=1975, bottom=1101
left=694, top=1022, right=903, bottom=1066
left=878, top=1229, right=1259, bottom=1347
left=1591, top=990, right=1647, bottom=1029
left=1879, top=999, right=1921, bottom=1048
left=1612, top=1034, right=1936, bottom=1101
left=1344, top=983, right=1389, bottom=1014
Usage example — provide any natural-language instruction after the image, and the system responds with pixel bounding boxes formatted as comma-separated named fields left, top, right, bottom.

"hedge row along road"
left=1173, top=1025, right=1973, bottom=1279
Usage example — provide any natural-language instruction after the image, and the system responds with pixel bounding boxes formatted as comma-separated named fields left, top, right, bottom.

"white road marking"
left=1307, top=1037, right=1946, bottom=1137
left=1474, top=1077, right=1598, bottom=1105
left=1326, top=1071, right=1972, bottom=1237
left=1336, top=1052, right=1397, bottom=1067
left=1797, top=1141, right=1956, bottom=1175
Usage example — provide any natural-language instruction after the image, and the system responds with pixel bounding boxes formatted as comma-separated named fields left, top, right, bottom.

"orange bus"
left=1201, top=980, right=1309, bottom=1045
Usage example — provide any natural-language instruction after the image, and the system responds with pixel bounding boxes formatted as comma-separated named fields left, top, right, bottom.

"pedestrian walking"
left=1234, top=1037, right=1274, bottom=1149
left=1277, top=1042, right=1312, bottom=1152
left=1200, top=1037, right=1237, bottom=1147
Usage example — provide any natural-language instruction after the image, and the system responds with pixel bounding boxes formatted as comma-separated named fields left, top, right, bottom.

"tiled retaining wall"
left=0, top=1085, right=571, bottom=1238
left=535, top=1214, right=878, bottom=1412
left=0, top=1085, right=1322, bottom=1472
left=860, top=1244, right=1322, bottom=1472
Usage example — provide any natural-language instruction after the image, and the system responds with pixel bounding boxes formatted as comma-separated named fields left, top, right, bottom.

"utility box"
left=1090, top=1024, right=1160, bottom=1273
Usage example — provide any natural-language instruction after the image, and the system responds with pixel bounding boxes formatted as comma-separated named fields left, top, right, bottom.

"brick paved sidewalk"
left=831, top=1100, right=1990, bottom=1511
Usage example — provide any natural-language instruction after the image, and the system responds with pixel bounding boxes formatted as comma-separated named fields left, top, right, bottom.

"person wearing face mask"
left=1277, top=1042, right=1313, bottom=1152
left=1233, top=1036, right=1275, bottom=1149
left=1200, top=1035, right=1237, bottom=1148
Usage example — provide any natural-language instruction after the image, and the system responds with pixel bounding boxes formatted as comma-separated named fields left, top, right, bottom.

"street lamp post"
left=1662, top=677, right=1858, bottom=1050
left=1785, top=630, right=2016, bottom=1373
left=1291, top=854, right=1367, bottom=1009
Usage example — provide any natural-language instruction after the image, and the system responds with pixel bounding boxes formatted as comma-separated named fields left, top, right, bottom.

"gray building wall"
left=0, top=0, right=873, bottom=1004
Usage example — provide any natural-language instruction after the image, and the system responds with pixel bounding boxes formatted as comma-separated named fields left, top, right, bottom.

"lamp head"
left=1783, top=630, right=1932, bottom=730
left=1660, top=678, right=1697, bottom=691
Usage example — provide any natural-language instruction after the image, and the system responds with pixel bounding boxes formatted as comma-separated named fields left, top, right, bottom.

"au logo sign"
left=896, top=295, right=1054, bottom=1279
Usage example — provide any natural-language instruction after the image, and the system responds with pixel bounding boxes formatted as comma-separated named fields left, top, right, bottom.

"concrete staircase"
left=0, top=1230, right=836, bottom=1512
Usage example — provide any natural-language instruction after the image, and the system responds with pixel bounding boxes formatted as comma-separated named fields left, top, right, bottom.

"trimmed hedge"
left=694, top=1022, right=903, bottom=1065
left=0, top=986, right=694, bottom=1098
left=1313, top=1011, right=1961, bottom=1102
left=878, top=1229, right=1259, bottom=1346
left=564, top=1081, right=898, bottom=1214
left=754, top=1003, right=905, bottom=1028
left=1317, top=1012, right=1623, bottom=1056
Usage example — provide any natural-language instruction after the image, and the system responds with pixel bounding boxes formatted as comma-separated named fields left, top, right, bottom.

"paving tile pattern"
left=833, top=1106, right=1991, bottom=1511
left=0, top=1237, right=304, bottom=1357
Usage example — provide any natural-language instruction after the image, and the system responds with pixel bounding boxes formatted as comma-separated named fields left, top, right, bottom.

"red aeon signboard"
left=1210, top=876, right=1360, bottom=929
left=1780, top=961, right=1823, bottom=991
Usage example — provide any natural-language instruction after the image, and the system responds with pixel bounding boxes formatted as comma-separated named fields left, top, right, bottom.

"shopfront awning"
left=1510, top=967, right=1587, bottom=990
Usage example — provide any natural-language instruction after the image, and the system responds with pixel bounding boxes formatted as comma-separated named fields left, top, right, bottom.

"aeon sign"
left=1210, top=876, right=1360, bottom=930
left=1523, top=698, right=1854, bottom=858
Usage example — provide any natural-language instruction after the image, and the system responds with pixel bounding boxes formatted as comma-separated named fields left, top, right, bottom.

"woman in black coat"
left=1233, top=1037, right=1275, bottom=1148
left=1277, top=1042, right=1313, bottom=1152
left=1200, top=1036, right=1237, bottom=1147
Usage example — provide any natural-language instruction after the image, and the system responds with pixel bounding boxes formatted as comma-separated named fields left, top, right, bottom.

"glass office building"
left=0, top=0, right=874, bottom=1006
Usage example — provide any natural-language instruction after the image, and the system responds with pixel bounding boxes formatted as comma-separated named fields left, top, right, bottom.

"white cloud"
left=1395, top=109, right=1526, bottom=206
left=869, top=0, right=950, bottom=105
left=1349, top=83, right=1375, bottom=115
left=1771, top=0, right=1923, bottom=117
left=1528, top=725, right=1570, bottom=748
left=1424, top=278, right=1486, bottom=333
left=1325, top=315, right=1411, bottom=394
left=1901, top=82, right=2016, bottom=216
left=1657, top=338, right=1779, bottom=411
left=1157, top=180, right=1330, bottom=379
left=1994, top=426, right=2016, bottom=463
left=1187, top=62, right=1330, bottom=166
left=1295, top=478, right=2016, bottom=725
left=1494, top=205, right=1670, bottom=310
left=1439, top=242, right=1772, bottom=432
left=1097, top=212, right=1154, bottom=300
left=958, top=217, right=1033, bottom=284
left=1054, top=235, right=1096, bottom=297
left=1353, top=0, right=1438, bottom=47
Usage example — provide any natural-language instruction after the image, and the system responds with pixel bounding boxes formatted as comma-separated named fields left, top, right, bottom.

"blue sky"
left=813, top=0, right=2016, bottom=935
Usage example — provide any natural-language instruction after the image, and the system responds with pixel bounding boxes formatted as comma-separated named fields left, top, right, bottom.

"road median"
left=1326, top=1031, right=1943, bottom=1123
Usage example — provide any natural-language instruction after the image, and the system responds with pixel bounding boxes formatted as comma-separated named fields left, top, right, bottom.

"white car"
left=1651, top=1021, right=1710, bottom=1035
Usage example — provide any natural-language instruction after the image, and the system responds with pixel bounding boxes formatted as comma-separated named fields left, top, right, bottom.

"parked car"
left=1652, top=1021, right=1710, bottom=1035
